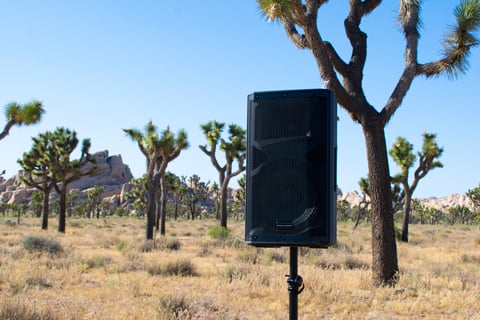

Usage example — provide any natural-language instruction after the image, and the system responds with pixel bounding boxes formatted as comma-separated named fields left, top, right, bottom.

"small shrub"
left=22, top=236, right=63, bottom=254
left=3, top=219, right=17, bottom=227
left=115, top=239, right=129, bottom=254
left=343, top=256, right=370, bottom=270
left=26, top=276, right=52, bottom=289
left=197, top=245, right=210, bottom=257
left=165, top=239, right=181, bottom=251
left=226, top=236, right=246, bottom=249
left=157, top=294, right=191, bottom=319
left=237, top=248, right=259, bottom=264
left=209, top=226, right=229, bottom=241
left=163, top=259, right=198, bottom=277
left=225, top=264, right=251, bottom=282
left=262, top=250, right=286, bottom=264
left=83, top=255, right=113, bottom=269
left=147, top=263, right=163, bottom=276
left=69, top=220, right=83, bottom=228
left=139, top=240, right=156, bottom=252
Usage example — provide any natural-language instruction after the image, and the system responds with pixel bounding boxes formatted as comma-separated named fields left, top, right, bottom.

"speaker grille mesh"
left=246, top=89, right=336, bottom=247
left=254, top=96, right=327, bottom=141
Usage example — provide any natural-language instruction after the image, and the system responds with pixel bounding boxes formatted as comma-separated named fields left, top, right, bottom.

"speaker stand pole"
left=287, top=247, right=304, bottom=320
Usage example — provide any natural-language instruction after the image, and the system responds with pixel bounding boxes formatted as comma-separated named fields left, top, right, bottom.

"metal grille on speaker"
left=245, top=89, right=336, bottom=248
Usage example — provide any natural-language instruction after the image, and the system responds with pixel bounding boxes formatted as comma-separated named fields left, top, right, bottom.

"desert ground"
left=1, top=217, right=479, bottom=319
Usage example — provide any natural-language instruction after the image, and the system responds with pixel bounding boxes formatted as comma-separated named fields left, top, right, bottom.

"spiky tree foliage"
left=1, top=100, right=44, bottom=141
left=29, top=191, right=44, bottom=218
left=19, top=127, right=95, bottom=232
left=257, top=0, right=480, bottom=286
left=354, top=177, right=371, bottom=229
left=2, top=100, right=44, bottom=175
left=49, top=127, right=96, bottom=232
left=183, top=174, right=210, bottom=220
left=466, top=183, right=480, bottom=222
left=124, top=121, right=189, bottom=239
left=390, top=132, right=443, bottom=242
left=87, top=185, right=104, bottom=219
left=234, top=174, right=246, bottom=204
left=199, top=121, right=246, bottom=228
left=18, top=134, right=57, bottom=230
left=124, top=176, right=148, bottom=217
left=165, top=172, right=186, bottom=220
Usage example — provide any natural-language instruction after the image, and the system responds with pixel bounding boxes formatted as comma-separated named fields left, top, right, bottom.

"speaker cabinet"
left=245, top=89, right=337, bottom=248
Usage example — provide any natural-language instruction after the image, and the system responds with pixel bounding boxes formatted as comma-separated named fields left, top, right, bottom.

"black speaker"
left=245, top=89, right=337, bottom=248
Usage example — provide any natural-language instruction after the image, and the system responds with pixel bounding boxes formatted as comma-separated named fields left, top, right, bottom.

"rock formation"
left=337, top=190, right=474, bottom=211
left=0, top=150, right=133, bottom=205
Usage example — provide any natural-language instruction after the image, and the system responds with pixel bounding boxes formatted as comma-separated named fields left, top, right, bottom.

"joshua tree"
left=257, top=0, right=480, bottom=285
left=124, top=121, right=189, bottom=238
left=49, top=128, right=96, bottom=233
left=199, top=121, right=246, bottom=228
left=87, top=185, right=104, bottom=219
left=390, top=132, right=443, bottom=242
left=354, top=177, right=371, bottom=229
left=1, top=100, right=44, bottom=141
left=183, top=174, right=210, bottom=220
left=19, top=134, right=57, bottom=230
left=19, top=127, right=95, bottom=232
left=2, top=100, right=44, bottom=175
left=466, top=183, right=480, bottom=222
left=165, top=172, right=186, bottom=220
left=124, top=176, right=148, bottom=217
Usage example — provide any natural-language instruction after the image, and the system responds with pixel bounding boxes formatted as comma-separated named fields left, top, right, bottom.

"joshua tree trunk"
left=58, top=187, right=68, bottom=233
left=146, top=186, right=156, bottom=240
left=220, top=176, right=231, bottom=228
left=363, top=124, right=399, bottom=286
left=159, top=176, right=167, bottom=235
left=401, top=189, right=412, bottom=243
left=41, top=190, right=50, bottom=230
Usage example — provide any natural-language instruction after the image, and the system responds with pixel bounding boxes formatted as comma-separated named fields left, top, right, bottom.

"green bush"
left=208, top=226, right=229, bottom=240
left=22, top=236, right=63, bottom=254
left=3, top=219, right=17, bottom=227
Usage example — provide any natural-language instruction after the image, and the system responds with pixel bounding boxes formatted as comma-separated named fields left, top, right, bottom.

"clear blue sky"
left=0, top=1, right=479, bottom=198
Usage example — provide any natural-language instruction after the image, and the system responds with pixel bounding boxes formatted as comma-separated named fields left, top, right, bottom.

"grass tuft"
left=163, top=259, right=198, bottom=277
left=0, top=300, right=59, bottom=320
left=22, top=236, right=63, bottom=254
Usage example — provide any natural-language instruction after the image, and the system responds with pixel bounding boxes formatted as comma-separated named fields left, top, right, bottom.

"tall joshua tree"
left=390, top=132, right=443, bottom=243
left=124, top=121, right=189, bottom=239
left=257, top=0, right=480, bottom=285
left=199, top=121, right=246, bottom=228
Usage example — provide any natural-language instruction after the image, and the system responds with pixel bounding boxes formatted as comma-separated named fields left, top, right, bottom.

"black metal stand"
left=287, top=247, right=304, bottom=320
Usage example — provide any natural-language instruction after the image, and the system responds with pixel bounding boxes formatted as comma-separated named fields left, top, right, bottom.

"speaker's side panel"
left=246, top=89, right=337, bottom=248
left=326, top=90, right=337, bottom=246
left=246, top=93, right=257, bottom=244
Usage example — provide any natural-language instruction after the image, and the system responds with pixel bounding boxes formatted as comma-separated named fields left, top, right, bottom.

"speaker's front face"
left=245, top=89, right=336, bottom=248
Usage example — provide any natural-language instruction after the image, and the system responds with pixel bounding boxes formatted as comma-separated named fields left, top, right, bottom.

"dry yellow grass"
left=1, top=217, right=480, bottom=319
